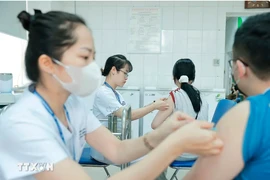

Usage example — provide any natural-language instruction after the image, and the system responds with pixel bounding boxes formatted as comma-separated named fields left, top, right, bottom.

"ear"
left=236, top=60, right=247, bottom=79
left=111, top=66, right=117, bottom=74
left=38, top=54, right=56, bottom=74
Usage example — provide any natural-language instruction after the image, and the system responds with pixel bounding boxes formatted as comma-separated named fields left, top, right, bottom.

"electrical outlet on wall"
left=213, top=58, right=220, bottom=66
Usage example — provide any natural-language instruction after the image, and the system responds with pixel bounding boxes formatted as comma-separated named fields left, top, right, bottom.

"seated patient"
left=183, top=12, right=270, bottom=180
left=152, top=58, right=208, bottom=161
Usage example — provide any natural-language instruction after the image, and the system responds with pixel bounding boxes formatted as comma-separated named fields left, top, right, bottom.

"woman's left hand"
left=148, top=111, right=195, bottom=147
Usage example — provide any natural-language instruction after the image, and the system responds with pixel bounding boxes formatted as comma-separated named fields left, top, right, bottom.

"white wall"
left=0, top=1, right=27, bottom=39
left=52, top=1, right=270, bottom=90
left=0, top=33, right=28, bottom=86
left=1, top=1, right=270, bottom=89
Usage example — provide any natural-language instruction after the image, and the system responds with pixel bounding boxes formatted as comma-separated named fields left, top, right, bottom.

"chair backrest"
left=211, top=99, right=237, bottom=125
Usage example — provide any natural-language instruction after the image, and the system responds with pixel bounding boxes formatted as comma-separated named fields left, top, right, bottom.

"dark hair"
left=233, top=12, right=270, bottom=80
left=173, top=58, right=202, bottom=113
left=102, top=54, right=133, bottom=76
left=17, top=9, right=86, bottom=82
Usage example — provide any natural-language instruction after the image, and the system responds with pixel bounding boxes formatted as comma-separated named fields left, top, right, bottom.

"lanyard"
left=32, top=90, right=76, bottom=161
left=104, top=82, right=122, bottom=104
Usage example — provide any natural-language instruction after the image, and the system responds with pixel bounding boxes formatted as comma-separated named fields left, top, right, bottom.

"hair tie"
left=179, top=75, right=189, bottom=83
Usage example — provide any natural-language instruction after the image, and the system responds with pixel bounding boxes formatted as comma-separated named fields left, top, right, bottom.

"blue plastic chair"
left=169, top=160, right=195, bottom=180
left=79, top=147, right=110, bottom=177
left=169, top=99, right=237, bottom=180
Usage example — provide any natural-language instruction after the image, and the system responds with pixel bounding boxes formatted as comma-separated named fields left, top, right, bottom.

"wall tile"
left=162, top=7, right=174, bottom=30
left=117, top=1, right=133, bottom=7
left=187, top=31, right=202, bottom=53
left=201, top=77, right=216, bottom=89
left=173, top=30, right=188, bottom=54
left=174, top=7, right=189, bottom=30
left=103, top=7, right=117, bottom=30
left=189, top=1, right=204, bottom=7
left=116, top=30, right=128, bottom=53
left=160, top=1, right=174, bottom=6
left=157, top=75, right=172, bottom=88
left=144, top=75, right=158, bottom=87
left=88, top=7, right=103, bottom=30
left=144, top=54, right=159, bottom=75
left=202, top=30, right=217, bottom=54
left=161, top=30, right=174, bottom=53
left=174, top=1, right=189, bottom=6
left=217, top=30, right=226, bottom=54
left=217, top=7, right=232, bottom=31
left=117, top=7, right=128, bottom=30
left=101, top=30, right=117, bottom=53
left=158, top=53, right=173, bottom=76
left=188, top=7, right=203, bottom=30
left=172, top=53, right=188, bottom=63
left=92, top=30, right=102, bottom=54
left=203, top=7, right=218, bottom=30
left=102, top=1, right=118, bottom=6
left=218, top=1, right=234, bottom=7
left=203, top=1, right=218, bottom=7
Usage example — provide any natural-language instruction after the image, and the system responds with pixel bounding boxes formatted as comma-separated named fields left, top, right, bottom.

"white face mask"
left=52, top=59, right=101, bottom=97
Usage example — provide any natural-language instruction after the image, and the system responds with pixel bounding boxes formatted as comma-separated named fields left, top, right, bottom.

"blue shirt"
left=234, top=89, right=270, bottom=179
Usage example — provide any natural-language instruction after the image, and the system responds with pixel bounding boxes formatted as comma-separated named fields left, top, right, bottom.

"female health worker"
left=93, top=54, right=169, bottom=121
left=0, top=10, right=223, bottom=180
left=92, top=54, right=170, bottom=178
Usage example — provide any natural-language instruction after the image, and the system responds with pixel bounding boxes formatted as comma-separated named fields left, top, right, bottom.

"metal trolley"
left=100, top=105, right=132, bottom=170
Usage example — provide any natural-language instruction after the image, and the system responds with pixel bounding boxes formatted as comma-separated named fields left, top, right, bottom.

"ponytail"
left=179, top=75, right=202, bottom=113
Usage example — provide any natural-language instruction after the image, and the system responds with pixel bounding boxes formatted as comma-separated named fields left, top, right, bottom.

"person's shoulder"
left=248, top=90, right=270, bottom=102
left=95, top=85, right=114, bottom=97
left=172, top=87, right=181, bottom=92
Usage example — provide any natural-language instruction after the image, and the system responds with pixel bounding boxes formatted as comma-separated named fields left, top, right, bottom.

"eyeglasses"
left=119, top=70, right=129, bottom=78
left=228, top=58, right=249, bottom=69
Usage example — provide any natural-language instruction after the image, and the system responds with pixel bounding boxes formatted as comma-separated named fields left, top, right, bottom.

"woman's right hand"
left=167, top=121, right=223, bottom=157
left=153, top=98, right=169, bottom=111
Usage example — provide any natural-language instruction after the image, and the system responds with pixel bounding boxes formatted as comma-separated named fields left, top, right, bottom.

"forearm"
left=151, top=110, right=173, bottom=129
left=108, top=139, right=178, bottom=180
left=131, top=103, right=155, bottom=120
left=113, top=130, right=160, bottom=164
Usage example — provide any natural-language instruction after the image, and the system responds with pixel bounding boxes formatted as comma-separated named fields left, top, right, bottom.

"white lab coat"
left=93, top=85, right=125, bottom=120
left=0, top=85, right=101, bottom=180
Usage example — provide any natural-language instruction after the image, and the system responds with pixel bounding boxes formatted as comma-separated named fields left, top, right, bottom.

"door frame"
left=223, top=11, right=265, bottom=95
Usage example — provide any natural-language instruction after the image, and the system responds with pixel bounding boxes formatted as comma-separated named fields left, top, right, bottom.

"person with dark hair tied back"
left=93, top=54, right=169, bottom=122
left=152, top=58, right=208, bottom=161
left=182, top=12, right=270, bottom=180
left=152, top=58, right=208, bottom=128
left=0, top=10, right=223, bottom=180
left=92, top=54, right=171, bottom=179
